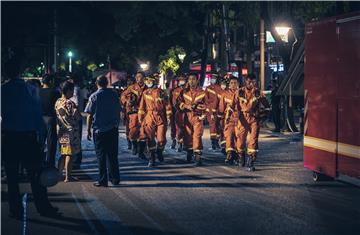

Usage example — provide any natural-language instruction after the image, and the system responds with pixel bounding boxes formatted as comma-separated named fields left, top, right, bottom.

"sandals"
left=64, top=176, right=79, bottom=183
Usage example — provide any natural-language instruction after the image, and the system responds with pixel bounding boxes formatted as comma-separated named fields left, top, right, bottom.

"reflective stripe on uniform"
left=207, top=89, right=216, bottom=95
left=247, top=148, right=258, bottom=153
left=132, top=90, right=139, bottom=96
left=224, top=98, right=232, bottom=103
left=194, top=94, right=205, bottom=102
left=226, top=147, right=234, bottom=152
left=239, top=97, right=247, bottom=103
left=183, top=94, right=192, bottom=101
left=144, top=94, right=154, bottom=101
left=250, top=97, right=258, bottom=103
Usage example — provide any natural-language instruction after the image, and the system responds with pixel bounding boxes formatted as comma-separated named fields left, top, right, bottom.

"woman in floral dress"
left=55, top=81, right=82, bottom=182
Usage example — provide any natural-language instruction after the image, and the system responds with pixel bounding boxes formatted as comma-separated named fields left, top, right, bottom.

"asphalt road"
left=2, top=126, right=360, bottom=235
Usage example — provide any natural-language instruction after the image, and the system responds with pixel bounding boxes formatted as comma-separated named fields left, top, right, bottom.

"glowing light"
left=140, top=63, right=149, bottom=71
left=178, top=53, right=186, bottom=62
left=275, top=26, right=291, bottom=42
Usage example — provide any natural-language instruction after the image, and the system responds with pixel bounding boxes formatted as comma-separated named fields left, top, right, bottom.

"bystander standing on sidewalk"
left=85, top=75, right=121, bottom=187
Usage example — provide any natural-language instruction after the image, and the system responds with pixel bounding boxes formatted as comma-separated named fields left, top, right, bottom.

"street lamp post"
left=260, top=18, right=265, bottom=92
left=68, top=51, right=73, bottom=72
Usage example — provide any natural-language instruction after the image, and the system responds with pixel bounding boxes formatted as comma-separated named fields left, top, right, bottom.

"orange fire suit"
left=237, top=87, right=270, bottom=160
left=138, top=88, right=172, bottom=151
left=216, top=88, right=227, bottom=148
left=205, top=84, right=222, bottom=141
left=121, top=83, right=146, bottom=141
left=120, top=87, right=131, bottom=140
left=178, top=87, right=206, bottom=153
left=219, top=88, right=241, bottom=154
left=170, top=86, right=185, bottom=143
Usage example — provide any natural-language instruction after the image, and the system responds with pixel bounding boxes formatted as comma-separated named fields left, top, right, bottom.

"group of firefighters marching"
left=120, top=71, right=270, bottom=171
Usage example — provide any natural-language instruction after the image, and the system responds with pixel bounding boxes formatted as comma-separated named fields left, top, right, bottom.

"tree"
left=158, top=46, right=186, bottom=75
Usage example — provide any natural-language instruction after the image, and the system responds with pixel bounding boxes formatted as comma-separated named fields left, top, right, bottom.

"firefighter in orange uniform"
left=205, top=73, right=222, bottom=150
left=219, top=76, right=241, bottom=164
left=120, top=76, right=135, bottom=150
left=121, top=71, right=146, bottom=156
left=169, top=74, right=187, bottom=152
left=178, top=73, right=206, bottom=166
left=216, top=78, right=229, bottom=154
left=237, top=74, right=270, bottom=171
left=138, top=76, right=172, bottom=167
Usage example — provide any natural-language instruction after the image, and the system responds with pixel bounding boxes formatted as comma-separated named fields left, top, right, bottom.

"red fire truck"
left=304, top=12, right=360, bottom=185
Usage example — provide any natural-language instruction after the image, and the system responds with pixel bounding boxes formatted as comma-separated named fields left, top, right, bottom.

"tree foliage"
left=158, top=46, right=186, bottom=74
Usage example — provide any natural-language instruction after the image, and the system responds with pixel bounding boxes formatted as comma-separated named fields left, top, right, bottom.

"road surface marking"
left=81, top=185, right=133, bottom=235
left=109, top=187, right=166, bottom=233
left=72, top=193, right=100, bottom=235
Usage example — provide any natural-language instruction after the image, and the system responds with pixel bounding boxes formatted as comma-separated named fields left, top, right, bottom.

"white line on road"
left=81, top=165, right=167, bottom=233
left=81, top=185, right=133, bottom=235
left=72, top=193, right=101, bottom=235
left=109, top=188, right=166, bottom=233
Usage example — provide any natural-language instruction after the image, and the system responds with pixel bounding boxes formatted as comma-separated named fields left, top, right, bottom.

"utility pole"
left=53, top=9, right=57, bottom=73
left=200, top=12, right=210, bottom=86
left=260, top=18, right=265, bottom=92
left=107, top=55, right=112, bottom=86
left=222, top=3, right=230, bottom=71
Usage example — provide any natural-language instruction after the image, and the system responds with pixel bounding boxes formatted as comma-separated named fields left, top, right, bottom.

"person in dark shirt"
left=1, top=59, right=60, bottom=219
left=85, top=75, right=121, bottom=187
left=39, top=74, right=61, bottom=167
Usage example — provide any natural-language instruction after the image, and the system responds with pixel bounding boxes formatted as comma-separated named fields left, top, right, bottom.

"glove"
left=211, top=114, right=215, bottom=121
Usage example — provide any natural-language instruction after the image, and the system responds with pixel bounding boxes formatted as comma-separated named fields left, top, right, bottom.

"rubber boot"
left=225, top=151, right=233, bottom=165
left=215, top=140, right=221, bottom=149
left=246, top=155, right=255, bottom=172
left=157, top=148, right=164, bottom=162
left=239, top=152, right=246, bottom=167
left=171, top=139, right=176, bottom=149
left=211, top=139, right=217, bottom=150
left=148, top=151, right=156, bottom=167
left=195, top=152, right=203, bottom=166
left=138, top=141, right=146, bottom=160
left=177, top=142, right=183, bottom=152
left=186, top=150, right=193, bottom=162
left=127, top=139, right=132, bottom=150
left=132, top=141, right=138, bottom=155
left=233, top=152, right=240, bottom=166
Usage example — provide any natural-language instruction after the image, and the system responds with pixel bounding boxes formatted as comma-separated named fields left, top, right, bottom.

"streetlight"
left=275, top=26, right=291, bottom=43
left=67, top=51, right=73, bottom=72
left=140, top=62, right=149, bottom=71
left=178, top=52, right=186, bottom=62
left=275, top=25, right=298, bottom=60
